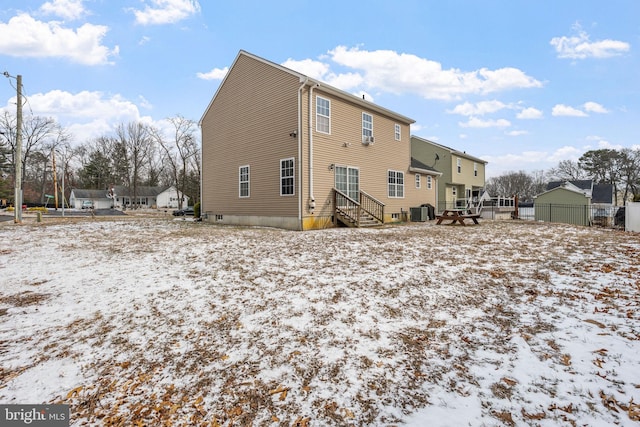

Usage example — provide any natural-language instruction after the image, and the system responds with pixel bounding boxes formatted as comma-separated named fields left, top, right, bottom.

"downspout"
left=297, top=78, right=308, bottom=228
left=308, top=83, right=320, bottom=213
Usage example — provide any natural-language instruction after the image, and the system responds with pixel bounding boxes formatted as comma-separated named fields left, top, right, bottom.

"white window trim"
left=415, top=173, right=421, bottom=189
left=388, top=170, right=405, bottom=198
left=427, top=175, right=432, bottom=190
left=316, top=96, right=331, bottom=134
left=394, top=123, right=401, bottom=141
left=457, top=158, right=462, bottom=174
left=362, top=112, right=373, bottom=137
left=474, top=162, right=478, bottom=177
left=280, top=158, right=295, bottom=196
left=239, top=165, right=250, bottom=198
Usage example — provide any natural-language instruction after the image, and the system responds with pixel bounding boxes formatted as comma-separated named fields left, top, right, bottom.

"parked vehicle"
left=172, top=207, right=194, bottom=216
left=82, top=200, right=94, bottom=209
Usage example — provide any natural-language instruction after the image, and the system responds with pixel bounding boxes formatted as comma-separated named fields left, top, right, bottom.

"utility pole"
left=52, top=149, right=59, bottom=210
left=14, top=74, right=23, bottom=223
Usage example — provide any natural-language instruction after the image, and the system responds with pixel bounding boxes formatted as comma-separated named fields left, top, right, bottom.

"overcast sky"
left=1, top=0, right=638, bottom=177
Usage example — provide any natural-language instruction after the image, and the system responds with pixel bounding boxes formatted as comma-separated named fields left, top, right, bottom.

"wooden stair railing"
left=332, top=188, right=385, bottom=227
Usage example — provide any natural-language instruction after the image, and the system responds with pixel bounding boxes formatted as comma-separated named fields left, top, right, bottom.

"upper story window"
left=474, top=162, right=478, bottom=177
left=239, top=165, right=250, bottom=198
left=394, top=124, right=401, bottom=141
left=316, top=96, right=330, bottom=134
left=280, top=158, right=295, bottom=196
left=362, top=113, right=373, bottom=138
left=457, top=158, right=462, bottom=174
left=415, top=173, right=421, bottom=189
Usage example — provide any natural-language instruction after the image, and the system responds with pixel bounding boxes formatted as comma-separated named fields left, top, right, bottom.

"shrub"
left=194, top=201, right=201, bottom=218
left=28, top=207, right=48, bottom=213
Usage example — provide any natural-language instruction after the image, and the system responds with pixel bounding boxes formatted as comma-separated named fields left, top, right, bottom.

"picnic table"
left=435, top=209, right=481, bottom=226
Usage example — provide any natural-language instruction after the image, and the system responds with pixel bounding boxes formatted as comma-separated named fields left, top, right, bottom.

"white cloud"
left=547, top=145, right=583, bottom=162
left=517, top=107, right=543, bottom=119
left=506, top=130, right=528, bottom=136
left=326, top=46, right=542, bottom=101
left=585, top=135, right=622, bottom=150
left=448, top=100, right=507, bottom=116
left=552, top=104, right=588, bottom=117
left=550, top=24, right=630, bottom=59
left=133, top=0, right=201, bottom=25
left=282, top=58, right=365, bottom=91
left=583, top=101, right=608, bottom=113
left=483, top=145, right=584, bottom=177
left=40, top=0, right=86, bottom=21
left=196, top=67, right=229, bottom=80
left=282, top=58, right=330, bottom=80
left=2, top=90, right=152, bottom=143
left=0, top=13, right=118, bottom=65
left=459, top=117, right=511, bottom=128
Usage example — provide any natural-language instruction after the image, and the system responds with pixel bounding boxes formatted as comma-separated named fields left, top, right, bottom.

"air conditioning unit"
left=362, top=136, right=375, bottom=145
left=410, top=207, right=428, bottom=222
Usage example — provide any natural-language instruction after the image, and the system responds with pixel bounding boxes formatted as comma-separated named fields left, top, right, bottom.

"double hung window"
left=388, top=170, right=404, bottom=198
left=316, top=97, right=330, bottom=134
left=239, top=165, right=250, bottom=198
left=362, top=113, right=373, bottom=138
left=280, top=158, right=295, bottom=196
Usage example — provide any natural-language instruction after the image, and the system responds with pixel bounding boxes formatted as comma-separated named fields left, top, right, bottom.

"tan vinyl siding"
left=201, top=54, right=300, bottom=219
left=304, top=89, right=429, bottom=221
left=202, top=51, right=434, bottom=229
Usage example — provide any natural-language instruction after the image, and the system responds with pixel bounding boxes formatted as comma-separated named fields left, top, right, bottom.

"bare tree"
left=547, top=160, right=588, bottom=181
left=115, top=122, right=152, bottom=208
left=1, top=111, right=64, bottom=203
left=485, top=170, right=538, bottom=202
left=618, top=148, right=640, bottom=202
left=150, top=116, right=199, bottom=209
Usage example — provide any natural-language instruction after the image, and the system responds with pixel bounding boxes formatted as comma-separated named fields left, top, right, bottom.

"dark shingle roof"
left=71, top=189, right=110, bottom=199
left=592, top=183, right=614, bottom=204
left=546, top=180, right=592, bottom=191
left=545, top=180, right=614, bottom=204
left=112, top=185, right=168, bottom=197
left=410, top=157, right=440, bottom=173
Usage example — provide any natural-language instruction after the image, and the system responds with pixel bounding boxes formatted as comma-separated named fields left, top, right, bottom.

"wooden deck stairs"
left=333, top=189, right=385, bottom=228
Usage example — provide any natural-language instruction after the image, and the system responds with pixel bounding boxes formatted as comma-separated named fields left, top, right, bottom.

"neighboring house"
left=70, top=186, right=188, bottom=209
left=533, top=180, right=614, bottom=226
left=200, top=50, right=441, bottom=230
left=156, top=186, right=189, bottom=209
left=69, top=189, right=113, bottom=210
left=411, top=136, right=487, bottom=212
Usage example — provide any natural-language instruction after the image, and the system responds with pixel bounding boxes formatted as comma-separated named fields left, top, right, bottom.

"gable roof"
left=70, top=189, right=110, bottom=199
left=71, top=186, right=171, bottom=199
left=112, top=185, right=168, bottom=197
left=535, top=182, right=591, bottom=199
left=592, top=183, right=614, bottom=204
left=546, top=180, right=592, bottom=191
left=200, top=50, right=415, bottom=126
left=409, top=157, right=442, bottom=176
left=411, top=135, right=488, bottom=164
left=545, top=180, right=614, bottom=204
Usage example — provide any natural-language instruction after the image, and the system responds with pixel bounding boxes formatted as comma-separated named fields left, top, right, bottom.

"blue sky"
left=1, top=0, right=638, bottom=177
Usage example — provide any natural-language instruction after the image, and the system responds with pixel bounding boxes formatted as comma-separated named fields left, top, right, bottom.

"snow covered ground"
left=1, top=217, right=639, bottom=426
